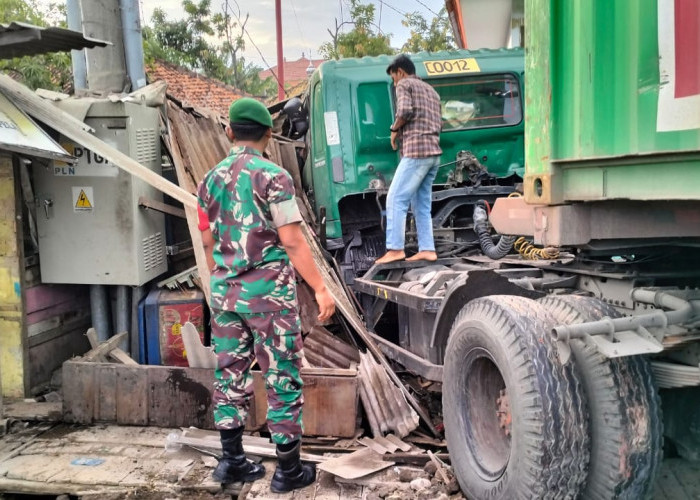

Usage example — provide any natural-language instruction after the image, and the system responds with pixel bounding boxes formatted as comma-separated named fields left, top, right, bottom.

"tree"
left=143, top=0, right=276, bottom=97
left=0, top=0, right=72, bottom=90
left=402, top=7, right=455, bottom=53
left=143, top=1, right=215, bottom=71
left=319, top=0, right=394, bottom=60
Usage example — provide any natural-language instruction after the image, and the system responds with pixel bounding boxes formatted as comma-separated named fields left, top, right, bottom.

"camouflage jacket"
left=197, top=145, right=302, bottom=313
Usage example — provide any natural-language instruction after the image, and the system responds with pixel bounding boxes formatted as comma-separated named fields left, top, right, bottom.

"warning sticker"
left=72, top=186, right=94, bottom=213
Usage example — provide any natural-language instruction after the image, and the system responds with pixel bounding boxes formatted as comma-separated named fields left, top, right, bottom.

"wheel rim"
left=463, top=347, right=511, bottom=481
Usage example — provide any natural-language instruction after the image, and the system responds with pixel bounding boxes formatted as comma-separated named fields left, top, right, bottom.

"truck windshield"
left=429, top=74, right=522, bottom=131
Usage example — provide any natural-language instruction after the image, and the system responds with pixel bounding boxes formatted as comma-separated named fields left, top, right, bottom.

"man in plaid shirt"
left=376, top=54, right=443, bottom=264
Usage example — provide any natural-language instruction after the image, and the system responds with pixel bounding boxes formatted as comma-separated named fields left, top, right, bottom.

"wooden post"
left=0, top=154, right=26, bottom=398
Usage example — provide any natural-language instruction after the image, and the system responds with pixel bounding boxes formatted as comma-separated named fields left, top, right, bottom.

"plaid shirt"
left=394, top=75, right=442, bottom=158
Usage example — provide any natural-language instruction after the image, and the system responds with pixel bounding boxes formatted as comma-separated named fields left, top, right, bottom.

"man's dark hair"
left=386, top=54, right=416, bottom=76
left=230, top=120, right=269, bottom=141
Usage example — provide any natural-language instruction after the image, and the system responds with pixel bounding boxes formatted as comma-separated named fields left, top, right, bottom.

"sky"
left=37, top=0, right=444, bottom=70
left=137, top=0, right=442, bottom=69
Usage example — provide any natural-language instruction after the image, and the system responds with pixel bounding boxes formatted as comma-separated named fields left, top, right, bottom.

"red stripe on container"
left=674, top=0, right=700, bottom=98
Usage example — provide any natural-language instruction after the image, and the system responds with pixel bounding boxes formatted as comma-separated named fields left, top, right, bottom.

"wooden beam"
left=0, top=400, right=62, bottom=421
left=381, top=452, right=450, bottom=466
left=162, top=112, right=211, bottom=299
left=428, top=450, right=451, bottom=484
left=108, top=349, right=138, bottom=365
left=81, top=331, right=128, bottom=361
left=0, top=74, right=197, bottom=208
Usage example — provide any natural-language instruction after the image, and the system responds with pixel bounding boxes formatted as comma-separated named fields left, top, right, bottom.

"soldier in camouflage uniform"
left=197, top=98, right=335, bottom=493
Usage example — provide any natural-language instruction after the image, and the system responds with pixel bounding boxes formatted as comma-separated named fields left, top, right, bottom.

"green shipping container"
left=524, top=0, right=700, bottom=205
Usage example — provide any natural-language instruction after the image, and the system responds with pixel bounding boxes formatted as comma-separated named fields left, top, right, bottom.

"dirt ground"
left=1, top=421, right=700, bottom=499
left=0, top=422, right=465, bottom=500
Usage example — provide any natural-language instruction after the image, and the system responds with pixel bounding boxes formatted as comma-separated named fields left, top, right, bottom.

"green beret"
left=228, top=98, right=273, bottom=128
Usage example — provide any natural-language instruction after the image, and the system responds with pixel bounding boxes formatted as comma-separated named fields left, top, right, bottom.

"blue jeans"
left=385, top=155, right=440, bottom=252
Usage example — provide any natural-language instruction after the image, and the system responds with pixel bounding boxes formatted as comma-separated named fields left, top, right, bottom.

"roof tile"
left=146, top=60, right=250, bottom=118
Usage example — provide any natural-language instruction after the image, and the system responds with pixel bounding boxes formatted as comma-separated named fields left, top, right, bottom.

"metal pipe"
left=115, top=285, right=130, bottom=352
left=552, top=289, right=693, bottom=342
left=119, top=0, right=147, bottom=91
left=275, top=0, right=285, bottom=101
left=130, top=286, right=145, bottom=362
left=66, top=0, right=87, bottom=90
left=90, top=284, right=112, bottom=342
left=630, top=289, right=694, bottom=325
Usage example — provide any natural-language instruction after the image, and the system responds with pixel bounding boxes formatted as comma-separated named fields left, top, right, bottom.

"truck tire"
left=443, top=295, right=589, bottom=500
left=539, top=295, right=663, bottom=500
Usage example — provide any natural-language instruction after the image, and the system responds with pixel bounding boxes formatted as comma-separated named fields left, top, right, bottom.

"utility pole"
left=275, top=0, right=285, bottom=101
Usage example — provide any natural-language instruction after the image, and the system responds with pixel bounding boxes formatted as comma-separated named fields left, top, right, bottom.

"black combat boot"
left=270, top=440, right=316, bottom=493
left=212, top=426, right=265, bottom=484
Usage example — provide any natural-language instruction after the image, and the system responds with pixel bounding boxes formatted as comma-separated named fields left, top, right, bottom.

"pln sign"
left=54, top=138, right=118, bottom=177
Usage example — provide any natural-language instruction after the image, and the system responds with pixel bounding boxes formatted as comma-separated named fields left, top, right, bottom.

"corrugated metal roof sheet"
left=0, top=21, right=109, bottom=59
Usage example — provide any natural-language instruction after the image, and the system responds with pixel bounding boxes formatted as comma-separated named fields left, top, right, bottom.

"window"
left=312, top=82, right=326, bottom=158
left=430, top=74, right=522, bottom=131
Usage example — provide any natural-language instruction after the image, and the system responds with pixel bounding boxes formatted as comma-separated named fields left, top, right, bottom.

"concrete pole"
left=119, top=0, right=147, bottom=91
left=81, top=0, right=128, bottom=93
left=66, top=0, right=87, bottom=90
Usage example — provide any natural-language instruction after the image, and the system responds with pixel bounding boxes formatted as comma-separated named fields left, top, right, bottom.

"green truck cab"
left=302, top=49, right=524, bottom=265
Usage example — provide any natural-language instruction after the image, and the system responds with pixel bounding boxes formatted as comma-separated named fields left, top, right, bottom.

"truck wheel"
left=539, top=295, right=663, bottom=500
left=443, top=295, right=589, bottom=500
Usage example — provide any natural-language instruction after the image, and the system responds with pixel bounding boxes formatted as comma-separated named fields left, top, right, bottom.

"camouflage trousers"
left=210, top=308, right=304, bottom=444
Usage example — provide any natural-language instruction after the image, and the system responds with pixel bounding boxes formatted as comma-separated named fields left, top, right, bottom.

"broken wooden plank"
left=428, top=450, right=450, bottom=484
left=162, top=116, right=211, bottom=300
left=0, top=401, right=62, bottom=422
left=405, top=433, right=447, bottom=447
left=85, top=328, right=136, bottom=365
left=0, top=478, right=129, bottom=496
left=108, top=349, right=138, bottom=365
left=85, top=328, right=106, bottom=362
left=380, top=452, right=450, bottom=466
left=81, top=331, right=128, bottom=362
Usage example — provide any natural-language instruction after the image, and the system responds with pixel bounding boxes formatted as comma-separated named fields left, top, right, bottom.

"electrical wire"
left=411, top=0, right=440, bottom=17
left=377, top=0, right=407, bottom=17
left=290, top=0, right=308, bottom=54
left=231, top=13, right=286, bottom=96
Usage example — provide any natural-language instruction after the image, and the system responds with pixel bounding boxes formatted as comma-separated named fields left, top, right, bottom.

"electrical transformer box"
left=33, top=99, right=167, bottom=286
